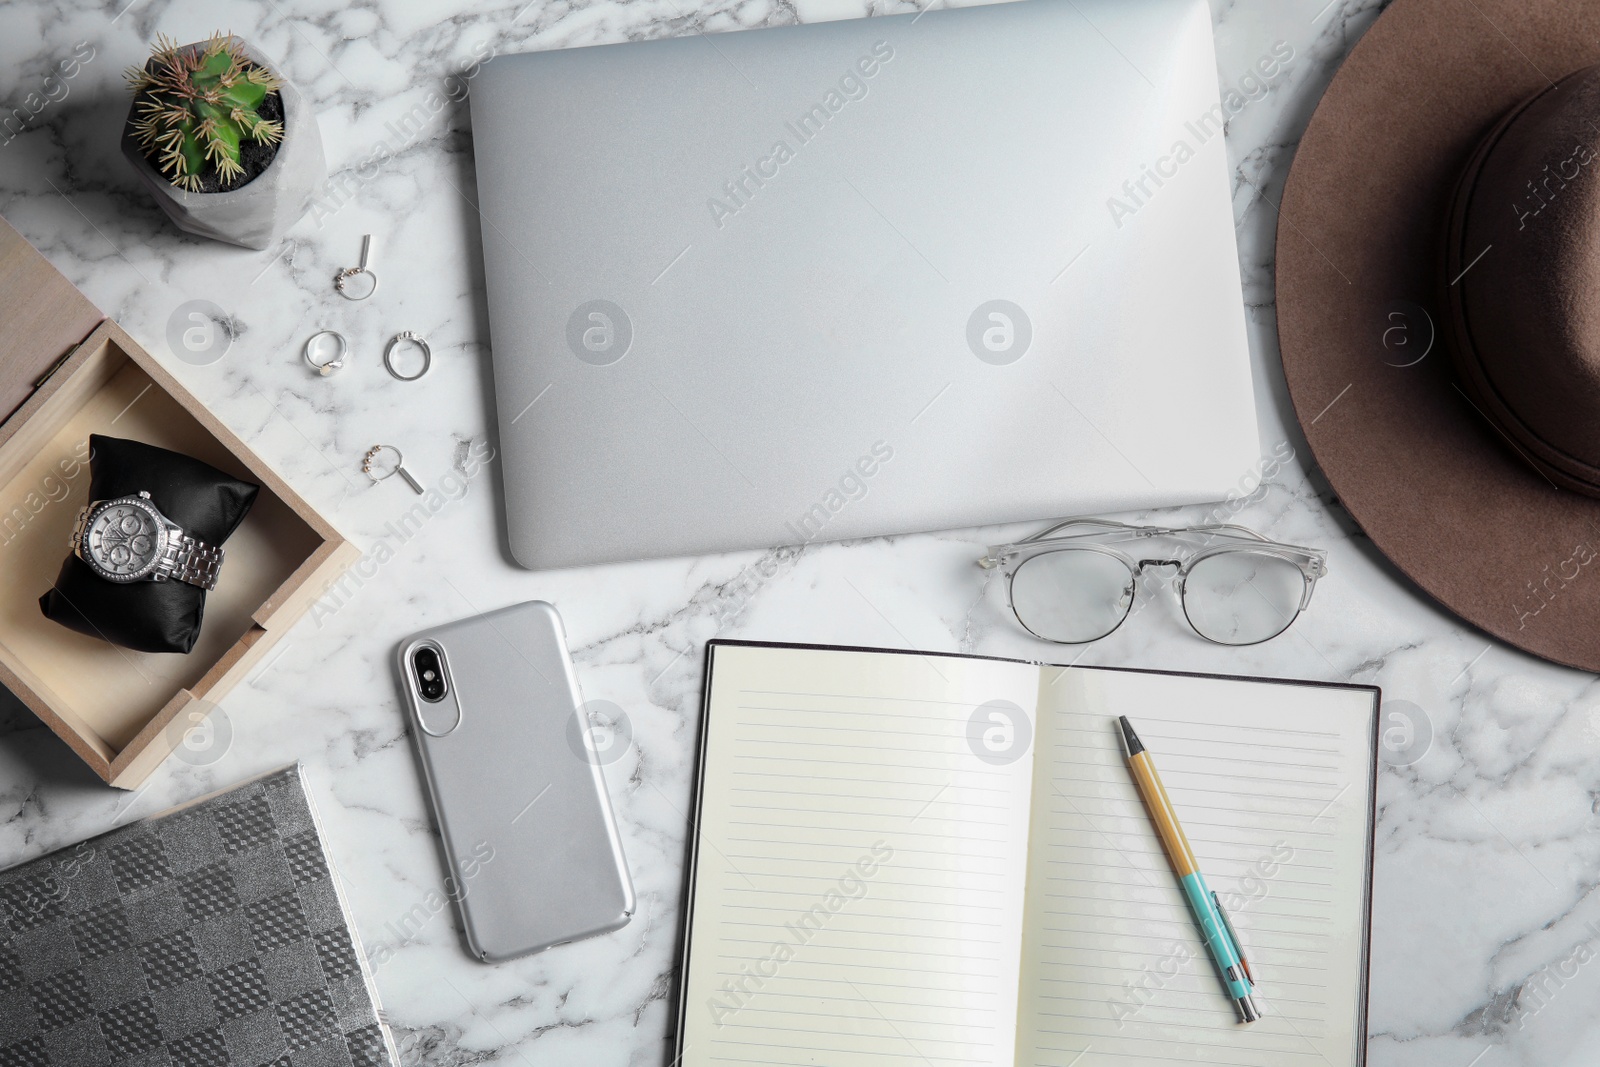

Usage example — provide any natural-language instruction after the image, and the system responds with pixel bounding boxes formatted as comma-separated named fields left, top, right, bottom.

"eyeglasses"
left=979, top=518, right=1326, bottom=646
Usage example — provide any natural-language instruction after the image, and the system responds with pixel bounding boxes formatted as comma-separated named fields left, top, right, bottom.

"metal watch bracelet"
left=164, top=534, right=225, bottom=590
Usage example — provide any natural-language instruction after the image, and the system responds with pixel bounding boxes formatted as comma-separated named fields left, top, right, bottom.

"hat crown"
left=1450, top=64, right=1600, bottom=493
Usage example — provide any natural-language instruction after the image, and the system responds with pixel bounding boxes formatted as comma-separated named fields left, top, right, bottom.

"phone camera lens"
left=413, top=647, right=447, bottom=702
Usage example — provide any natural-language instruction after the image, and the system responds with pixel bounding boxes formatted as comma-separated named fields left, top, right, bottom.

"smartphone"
left=396, top=600, right=634, bottom=961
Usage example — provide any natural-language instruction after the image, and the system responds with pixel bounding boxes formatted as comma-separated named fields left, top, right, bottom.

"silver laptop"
left=471, top=0, right=1257, bottom=569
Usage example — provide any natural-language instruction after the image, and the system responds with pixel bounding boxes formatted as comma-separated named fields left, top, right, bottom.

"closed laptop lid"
left=471, top=0, right=1258, bottom=568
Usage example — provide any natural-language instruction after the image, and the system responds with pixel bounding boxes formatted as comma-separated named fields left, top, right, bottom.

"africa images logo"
left=1105, top=41, right=1294, bottom=229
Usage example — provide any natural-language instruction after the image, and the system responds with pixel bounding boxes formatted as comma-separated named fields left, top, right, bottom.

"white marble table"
left=4, top=0, right=1597, bottom=1063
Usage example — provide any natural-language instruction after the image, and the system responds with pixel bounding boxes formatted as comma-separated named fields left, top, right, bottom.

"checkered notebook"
left=0, top=765, right=399, bottom=1066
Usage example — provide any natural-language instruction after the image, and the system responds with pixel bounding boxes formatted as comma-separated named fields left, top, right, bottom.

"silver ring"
left=334, top=266, right=378, bottom=300
left=303, top=330, right=347, bottom=376
left=362, top=444, right=400, bottom=484
left=384, top=331, right=431, bottom=381
left=362, top=444, right=425, bottom=493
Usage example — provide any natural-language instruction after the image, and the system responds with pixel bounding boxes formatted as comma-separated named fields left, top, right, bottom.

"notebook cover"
left=0, top=764, right=400, bottom=1066
left=670, top=640, right=1380, bottom=1066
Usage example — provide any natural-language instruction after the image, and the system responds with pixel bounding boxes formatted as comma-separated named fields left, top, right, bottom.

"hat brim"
left=1278, top=0, right=1600, bottom=672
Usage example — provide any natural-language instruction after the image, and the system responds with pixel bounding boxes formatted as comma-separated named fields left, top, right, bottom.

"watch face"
left=82, top=500, right=166, bottom=581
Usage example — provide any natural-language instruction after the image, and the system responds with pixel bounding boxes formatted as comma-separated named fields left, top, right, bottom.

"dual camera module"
left=412, top=645, right=448, bottom=702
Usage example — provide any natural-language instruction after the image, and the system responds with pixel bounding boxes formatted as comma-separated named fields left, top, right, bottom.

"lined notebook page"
left=1016, top=668, right=1374, bottom=1067
left=679, top=645, right=1041, bottom=1067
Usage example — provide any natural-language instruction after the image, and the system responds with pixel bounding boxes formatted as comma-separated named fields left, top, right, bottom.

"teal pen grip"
left=1179, top=872, right=1253, bottom=1001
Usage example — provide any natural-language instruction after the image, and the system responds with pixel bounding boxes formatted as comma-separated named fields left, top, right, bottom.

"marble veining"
left=6, top=0, right=1600, bottom=1064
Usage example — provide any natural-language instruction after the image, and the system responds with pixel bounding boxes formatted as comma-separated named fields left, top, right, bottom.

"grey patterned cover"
left=0, top=765, right=399, bottom=1066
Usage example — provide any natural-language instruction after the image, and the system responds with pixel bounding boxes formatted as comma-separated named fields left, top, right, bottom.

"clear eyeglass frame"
left=978, top=518, right=1328, bottom=646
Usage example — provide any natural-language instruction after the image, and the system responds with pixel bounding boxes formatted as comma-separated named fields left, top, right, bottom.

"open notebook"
left=675, top=642, right=1378, bottom=1067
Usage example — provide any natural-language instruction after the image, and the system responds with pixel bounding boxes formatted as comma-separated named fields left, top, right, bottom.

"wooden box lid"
left=0, top=219, right=107, bottom=427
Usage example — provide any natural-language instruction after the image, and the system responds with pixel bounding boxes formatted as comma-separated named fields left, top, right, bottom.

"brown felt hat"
left=1278, top=0, right=1600, bottom=673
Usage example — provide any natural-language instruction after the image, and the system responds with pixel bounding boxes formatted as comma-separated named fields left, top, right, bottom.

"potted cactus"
left=121, top=33, right=325, bottom=250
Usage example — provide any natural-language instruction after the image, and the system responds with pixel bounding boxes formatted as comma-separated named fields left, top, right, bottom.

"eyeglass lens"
left=1010, top=547, right=1309, bottom=645
left=1181, top=551, right=1308, bottom=644
left=1010, top=550, right=1136, bottom=642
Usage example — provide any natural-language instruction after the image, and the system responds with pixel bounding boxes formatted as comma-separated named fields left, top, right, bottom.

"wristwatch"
left=70, top=491, right=225, bottom=591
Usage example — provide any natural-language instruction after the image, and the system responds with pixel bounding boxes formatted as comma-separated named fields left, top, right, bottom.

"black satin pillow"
left=40, top=435, right=258, bottom=654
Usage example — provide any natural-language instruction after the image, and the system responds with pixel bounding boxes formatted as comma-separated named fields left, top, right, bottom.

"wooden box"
left=0, top=217, right=358, bottom=788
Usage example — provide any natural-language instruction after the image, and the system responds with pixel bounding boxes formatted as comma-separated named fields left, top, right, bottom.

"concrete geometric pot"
left=121, top=37, right=325, bottom=251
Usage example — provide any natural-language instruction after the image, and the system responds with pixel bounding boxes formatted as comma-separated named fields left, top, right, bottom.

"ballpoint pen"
left=1118, top=715, right=1262, bottom=1023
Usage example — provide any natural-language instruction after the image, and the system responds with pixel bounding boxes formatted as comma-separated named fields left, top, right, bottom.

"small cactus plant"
left=125, top=33, right=284, bottom=193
